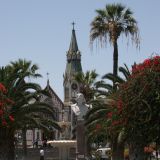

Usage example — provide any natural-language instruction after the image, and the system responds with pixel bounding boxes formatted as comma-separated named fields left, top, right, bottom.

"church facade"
left=24, top=26, right=83, bottom=146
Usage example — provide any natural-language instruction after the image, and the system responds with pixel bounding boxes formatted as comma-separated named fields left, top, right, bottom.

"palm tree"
left=0, top=59, right=60, bottom=160
left=85, top=64, right=131, bottom=129
left=85, top=65, right=131, bottom=160
left=90, top=3, right=140, bottom=88
left=74, top=70, right=98, bottom=103
left=74, top=70, right=100, bottom=155
left=102, top=64, right=131, bottom=88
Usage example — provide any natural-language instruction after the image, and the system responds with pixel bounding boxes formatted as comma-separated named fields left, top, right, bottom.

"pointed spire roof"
left=47, top=79, right=50, bottom=89
left=46, top=72, right=50, bottom=90
left=64, top=23, right=82, bottom=80
left=68, top=22, right=79, bottom=53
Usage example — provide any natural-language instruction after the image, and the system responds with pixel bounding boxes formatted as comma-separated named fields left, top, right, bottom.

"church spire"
left=65, top=23, right=82, bottom=74
left=64, top=23, right=83, bottom=104
left=68, top=22, right=79, bottom=53
left=47, top=72, right=50, bottom=90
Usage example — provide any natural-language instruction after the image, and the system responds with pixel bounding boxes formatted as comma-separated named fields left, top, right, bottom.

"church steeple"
left=65, top=24, right=82, bottom=75
left=63, top=24, right=83, bottom=103
left=68, top=22, right=78, bottom=53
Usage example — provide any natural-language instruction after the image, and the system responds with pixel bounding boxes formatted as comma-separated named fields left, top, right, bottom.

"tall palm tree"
left=90, top=3, right=140, bottom=88
left=0, top=59, right=60, bottom=160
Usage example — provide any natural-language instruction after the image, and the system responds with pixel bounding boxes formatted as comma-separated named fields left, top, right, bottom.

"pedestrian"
left=40, top=146, right=44, bottom=160
left=35, top=138, right=38, bottom=148
left=43, top=139, right=47, bottom=147
left=33, top=138, right=38, bottom=148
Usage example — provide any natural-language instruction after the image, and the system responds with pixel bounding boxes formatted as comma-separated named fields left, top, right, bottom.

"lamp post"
left=76, top=151, right=79, bottom=160
left=15, top=132, right=22, bottom=160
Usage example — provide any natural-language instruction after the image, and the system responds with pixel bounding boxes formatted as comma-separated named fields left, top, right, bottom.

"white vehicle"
left=96, top=147, right=111, bottom=160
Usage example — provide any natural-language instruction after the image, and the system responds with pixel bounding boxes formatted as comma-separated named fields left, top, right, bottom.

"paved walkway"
left=15, top=147, right=76, bottom=160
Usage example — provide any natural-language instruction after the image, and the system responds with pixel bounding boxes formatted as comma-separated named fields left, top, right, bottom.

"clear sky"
left=0, top=0, right=160, bottom=100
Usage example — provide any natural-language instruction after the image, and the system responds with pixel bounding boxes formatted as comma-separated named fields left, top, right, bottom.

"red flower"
left=9, top=115, right=14, bottom=122
left=153, top=59, right=159, bottom=66
left=0, top=83, right=7, bottom=93
left=117, top=99, right=123, bottom=113
left=0, top=102, right=4, bottom=107
left=112, top=120, right=120, bottom=126
left=143, top=59, right=151, bottom=67
left=107, top=112, right=113, bottom=119
left=96, top=124, right=101, bottom=130
left=0, top=109, right=3, bottom=116
left=6, top=98, right=15, bottom=104
left=132, top=64, right=138, bottom=73
left=154, top=55, right=160, bottom=60
left=132, top=56, right=160, bottom=75
left=2, top=119, right=7, bottom=126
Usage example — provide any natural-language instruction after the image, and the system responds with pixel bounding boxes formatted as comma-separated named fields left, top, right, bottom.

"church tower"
left=63, top=24, right=82, bottom=105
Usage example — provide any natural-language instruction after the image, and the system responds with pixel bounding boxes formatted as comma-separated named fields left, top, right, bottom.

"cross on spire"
left=72, top=22, right=75, bottom=30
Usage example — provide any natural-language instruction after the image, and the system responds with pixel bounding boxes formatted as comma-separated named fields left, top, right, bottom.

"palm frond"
left=102, top=73, right=124, bottom=84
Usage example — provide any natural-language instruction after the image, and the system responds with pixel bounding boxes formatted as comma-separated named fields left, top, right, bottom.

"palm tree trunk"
left=0, top=128, right=15, bottom=160
left=113, top=41, right=118, bottom=89
left=129, top=142, right=145, bottom=160
left=112, top=138, right=124, bottom=160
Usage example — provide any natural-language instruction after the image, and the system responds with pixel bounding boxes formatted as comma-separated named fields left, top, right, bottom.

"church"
left=25, top=25, right=83, bottom=146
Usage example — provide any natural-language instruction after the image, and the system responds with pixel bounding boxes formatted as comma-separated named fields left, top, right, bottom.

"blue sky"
left=0, top=0, right=160, bottom=100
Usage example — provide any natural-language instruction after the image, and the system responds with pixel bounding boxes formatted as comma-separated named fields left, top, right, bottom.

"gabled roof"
left=44, top=80, right=64, bottom=107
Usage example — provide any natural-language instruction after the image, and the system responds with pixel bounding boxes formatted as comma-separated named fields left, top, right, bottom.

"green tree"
left=75, top=70, right=98, bottom=103
left=85, top=65, right=131, bottom=160
left=90, top=3, right=139, bottom=87
left=117, top=56, right=160, bottom=160
left=74, top=70, right=101, bottom=155
left=0, top=59, right=60, bottom=160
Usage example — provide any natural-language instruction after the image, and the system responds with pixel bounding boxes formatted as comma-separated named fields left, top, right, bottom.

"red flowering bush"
left=105, top=97, right=126, bottom=136
left=132, top=56, right=160, bottom=74
left=88, top=56, right=160, bottom=145
left=0, top=83, right=15, bottom=127
left=116, top=55, right=160, bottom=143
left=102, top=56, right=160, bottom=144
left=96, top=124, right=102, bottom=130
left=0, top=83, right=7, bottom=93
